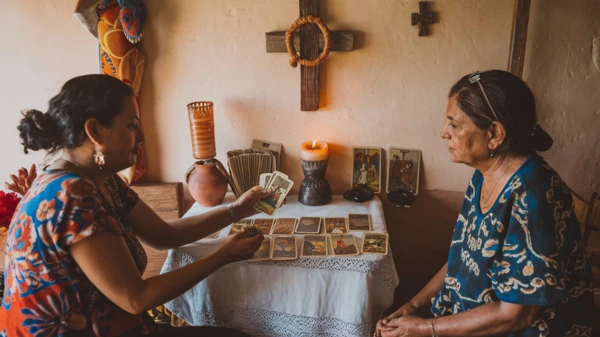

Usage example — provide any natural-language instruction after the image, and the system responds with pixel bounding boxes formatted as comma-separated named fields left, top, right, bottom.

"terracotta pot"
left=186, top=159, right=229, bottom=207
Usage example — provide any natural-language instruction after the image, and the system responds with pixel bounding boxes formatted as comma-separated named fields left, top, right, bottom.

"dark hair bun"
left=532, top=125, right=553, bottom=152
left=17, top=109, right=58, bottom=154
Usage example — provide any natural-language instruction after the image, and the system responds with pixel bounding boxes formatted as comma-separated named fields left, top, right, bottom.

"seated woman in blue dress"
left=376, top=70, right=594, bottom=337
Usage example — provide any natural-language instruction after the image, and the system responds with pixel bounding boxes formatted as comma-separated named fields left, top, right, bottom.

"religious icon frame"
left=252, top=139, right=282, bottom=170
left=351, top=147, right=383, bottom=194
left=386, top=146, right=421, bottom=195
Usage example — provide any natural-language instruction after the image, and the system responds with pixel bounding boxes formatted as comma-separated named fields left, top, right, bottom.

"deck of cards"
left=253, top=171, right=294, bottom=215
left=227, top=149, right=277, bottom=197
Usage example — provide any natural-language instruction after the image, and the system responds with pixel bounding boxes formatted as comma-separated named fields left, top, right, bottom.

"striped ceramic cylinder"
left=187, top=101, right=216, bottom=159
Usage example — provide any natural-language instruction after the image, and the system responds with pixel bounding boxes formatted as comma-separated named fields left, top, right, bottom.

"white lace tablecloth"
left=162, top=194, right=399, bottom=337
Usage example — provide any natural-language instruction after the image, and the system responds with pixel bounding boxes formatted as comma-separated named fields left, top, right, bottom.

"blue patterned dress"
left=431, top=154, right=594, bottom=336
left=0, top=170, right=159, bottom=337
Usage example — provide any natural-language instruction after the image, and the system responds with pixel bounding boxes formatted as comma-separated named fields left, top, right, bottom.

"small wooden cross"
left=411, top=1, right=435, bottom=37
left=265, top=0, right=355, bottom=111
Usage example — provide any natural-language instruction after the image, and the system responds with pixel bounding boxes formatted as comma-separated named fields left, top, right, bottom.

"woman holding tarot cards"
left=376, top=71, right=594, bottom=337
left=1, top=75, right=268, bottom=337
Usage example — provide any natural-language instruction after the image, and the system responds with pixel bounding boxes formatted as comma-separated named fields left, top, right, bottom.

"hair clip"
left=468, top=71, right=481, bottom=84
left=468, top=71, right=499, bottom=121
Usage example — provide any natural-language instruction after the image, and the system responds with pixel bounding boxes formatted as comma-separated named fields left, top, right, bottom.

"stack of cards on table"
left=227, top=149, right=276, bottom=197
left=252, top=171, right=293, bottom=215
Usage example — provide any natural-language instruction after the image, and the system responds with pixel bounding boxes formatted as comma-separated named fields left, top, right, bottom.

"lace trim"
left=164, top=305, right=372, bottom=337
left=164, top=248, right=398, bottom=295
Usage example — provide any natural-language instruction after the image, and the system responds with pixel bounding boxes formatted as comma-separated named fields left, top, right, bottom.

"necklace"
left=480, top=158, right=510, bottom=208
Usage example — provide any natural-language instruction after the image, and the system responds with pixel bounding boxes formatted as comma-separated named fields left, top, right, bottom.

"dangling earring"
left=490, top=150, right=495, bottom=158
left=94, top=146, right=105, bottom=169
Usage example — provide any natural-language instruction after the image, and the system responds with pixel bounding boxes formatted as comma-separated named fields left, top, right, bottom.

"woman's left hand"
left=376, top=315, right=427, bottom=337
left=231, top=186, right=271, bottom=219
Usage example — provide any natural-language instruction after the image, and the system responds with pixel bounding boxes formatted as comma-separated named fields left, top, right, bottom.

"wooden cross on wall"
left=265, top=0, right=355, bottom=111
left=507, top=0, right=531, bottom=78
left=411, top=1, right=435, bottom=36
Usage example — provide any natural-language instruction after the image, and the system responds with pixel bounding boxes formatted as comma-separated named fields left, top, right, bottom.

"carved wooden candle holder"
left=298, top=159, right=332, bottom=206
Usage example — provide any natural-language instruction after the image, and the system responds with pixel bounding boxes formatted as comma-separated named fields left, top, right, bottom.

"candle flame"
left=312, top=140, right=317, bottom=150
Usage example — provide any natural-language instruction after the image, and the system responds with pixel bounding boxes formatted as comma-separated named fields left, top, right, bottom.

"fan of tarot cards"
left=252, top=171, right=294, bottom=215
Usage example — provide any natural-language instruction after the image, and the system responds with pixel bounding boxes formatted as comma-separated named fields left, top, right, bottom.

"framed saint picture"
left=386, top=147, right=421, bottom=195
left=351, top=147, right=382, bottom=193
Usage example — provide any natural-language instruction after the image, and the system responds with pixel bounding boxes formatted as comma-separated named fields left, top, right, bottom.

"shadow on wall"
left=382, top=189, right=464, bottom=309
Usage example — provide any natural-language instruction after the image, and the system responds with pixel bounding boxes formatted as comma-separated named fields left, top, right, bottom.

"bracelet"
left=227, top=204, right=240, bottom=222
left=431, top=316, right=439, bottom=337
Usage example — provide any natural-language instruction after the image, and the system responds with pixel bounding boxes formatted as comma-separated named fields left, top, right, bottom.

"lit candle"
left=301, top=140, right=328, bottom=161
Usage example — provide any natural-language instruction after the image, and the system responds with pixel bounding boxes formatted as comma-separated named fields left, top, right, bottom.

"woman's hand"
left=375, top=302, right=421, bottom=336
left=216, top=227, right=264, bottom=264
left=5, top=164, right=37, bottom=196
left=377, top=315, right=428, bottom=337
left=231, top=186, right=271, bottom=219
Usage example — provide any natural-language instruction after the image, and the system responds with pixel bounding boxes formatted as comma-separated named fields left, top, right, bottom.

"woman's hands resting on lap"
left=375, top=302, right=427, bottom=337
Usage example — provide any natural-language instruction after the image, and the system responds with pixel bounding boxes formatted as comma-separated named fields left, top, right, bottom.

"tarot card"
left=239, top=218, right=255, bottom=226
left=348, top=214, right=372, bottom=231
left=252, top=139, right=283, bottom=171
left=330, top=234, right=359, bottom=256
left=295, top=217, right=322, bottom=234
left=205, top=230, right=221, bottom=239
left=352, top=147, right=383, bottom=193
left=361, top=232, right=389, bottom=255
left=259, top=173, right=272, bottom=188
left=270, top=236, right=297, bottom=260
left=271, top=218, right=297, bottom=235
left=324, top=217, right=349, bottom=234
left=265, top=171, right=287, bottom=187
left=387, top=147, right=421, bottom=194
left=253, top=218, right=275, bottom=235
left=228, top=223, right=248, bottom=236
left=301, top=235, right=328, bottom=257
left=253, top=172, right=294, bottom=215
left=249, top=236, right=271, bottom=262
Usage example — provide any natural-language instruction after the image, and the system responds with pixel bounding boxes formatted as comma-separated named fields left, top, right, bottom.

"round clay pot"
left=186, top=159, right=229, bottom=207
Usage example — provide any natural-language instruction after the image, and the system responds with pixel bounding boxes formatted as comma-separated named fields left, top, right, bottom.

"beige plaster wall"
left=0, top=0, right=598, bottom=199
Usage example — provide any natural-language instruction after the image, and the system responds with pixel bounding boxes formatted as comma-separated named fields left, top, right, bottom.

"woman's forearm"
left=410, top=262, right=448, bottom=310
left=420, top=301, right=541, bottom=337
left=129, top=250, right=228, bottom=314
left=160, top=206, right=236, bottom=249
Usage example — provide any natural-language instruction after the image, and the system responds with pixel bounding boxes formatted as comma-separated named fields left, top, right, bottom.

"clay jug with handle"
left=185, top=159, right=230, bottom=207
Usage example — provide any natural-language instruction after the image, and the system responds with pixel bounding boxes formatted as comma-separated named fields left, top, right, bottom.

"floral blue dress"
left=431, top=154, right=594, bottom=336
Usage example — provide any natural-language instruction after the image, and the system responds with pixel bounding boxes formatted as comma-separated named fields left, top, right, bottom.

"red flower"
left=0, top=190, right=21, bottom=227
